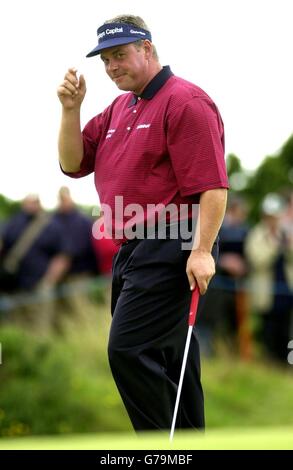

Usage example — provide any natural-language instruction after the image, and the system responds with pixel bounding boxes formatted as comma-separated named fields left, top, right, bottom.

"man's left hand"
left=186, top=249, right=215, bottom=295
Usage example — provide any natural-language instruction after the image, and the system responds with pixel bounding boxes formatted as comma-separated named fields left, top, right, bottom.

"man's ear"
left=143, top=40, right=153, bottom=60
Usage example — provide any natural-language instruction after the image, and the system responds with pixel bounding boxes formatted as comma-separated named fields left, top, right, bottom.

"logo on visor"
left=130, top=29, right=146, bottom=36
left=98, top=27, right=124, bottom=40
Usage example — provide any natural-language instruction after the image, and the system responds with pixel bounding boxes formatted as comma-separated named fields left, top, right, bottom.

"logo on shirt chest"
left=106, top=129, right=116, bottom=139
left=105, top=123, right=151, bottom=140
left=136, top=123, right=151, bottom=129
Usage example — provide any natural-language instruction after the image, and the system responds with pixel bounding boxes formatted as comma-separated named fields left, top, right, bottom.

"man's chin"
left=113, top=76, right=133, bottom=91
left=115, top=83, right=131, bottom=91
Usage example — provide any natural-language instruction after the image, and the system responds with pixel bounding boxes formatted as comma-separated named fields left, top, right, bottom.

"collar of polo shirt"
left=128, top=66, right=174, bottom=106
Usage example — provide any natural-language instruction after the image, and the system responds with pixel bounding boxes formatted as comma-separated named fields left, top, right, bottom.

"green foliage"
left=0, top=321, right=131, bottom=437
left=226, top=153, right=242, bottom=176
left=243, top=136, right=293, bottom=222
left=0, top=195, right=21, bottom=224
left=280, top=133, right=293, bottom=169
left=227, top=134, right=293, bottom=223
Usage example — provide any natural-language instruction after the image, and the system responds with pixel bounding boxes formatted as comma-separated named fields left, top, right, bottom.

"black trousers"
left=109, top=236, right=216, bottom=431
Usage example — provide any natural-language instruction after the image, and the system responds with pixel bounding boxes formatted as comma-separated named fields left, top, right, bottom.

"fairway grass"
left=0, top=426, right=292, bottom=450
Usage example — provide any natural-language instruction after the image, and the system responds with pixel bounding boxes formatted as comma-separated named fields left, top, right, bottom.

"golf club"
left=169, top=286, right=200, bottom=442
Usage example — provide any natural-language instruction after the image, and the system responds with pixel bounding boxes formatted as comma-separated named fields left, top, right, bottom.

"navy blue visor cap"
left=86, top=22, right=152, bottom=57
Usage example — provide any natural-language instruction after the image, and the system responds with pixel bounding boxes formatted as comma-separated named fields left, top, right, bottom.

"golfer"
left=57, top=14, right=228, bottom=431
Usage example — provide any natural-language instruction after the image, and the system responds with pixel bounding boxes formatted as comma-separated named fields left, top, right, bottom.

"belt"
left=121, top=220, right=194, bottom=246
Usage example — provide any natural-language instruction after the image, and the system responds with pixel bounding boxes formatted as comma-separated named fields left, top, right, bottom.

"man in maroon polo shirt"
left=57, top=14, right=228, bottom=431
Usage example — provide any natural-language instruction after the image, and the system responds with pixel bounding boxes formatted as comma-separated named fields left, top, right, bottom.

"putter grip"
left=188, top=287, right=200, bottom=326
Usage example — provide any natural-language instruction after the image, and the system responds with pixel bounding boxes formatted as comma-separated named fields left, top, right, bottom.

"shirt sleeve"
left=167, top=97, right=229, bottom=196
left=60, top=112, right=104, bottom=179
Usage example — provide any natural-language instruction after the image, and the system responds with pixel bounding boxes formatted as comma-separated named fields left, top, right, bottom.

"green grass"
left=203, top=358, right=293, bottom=428
left=0, top=426, right=292, bottom=450
left=1, top=300, right=293, bottom=440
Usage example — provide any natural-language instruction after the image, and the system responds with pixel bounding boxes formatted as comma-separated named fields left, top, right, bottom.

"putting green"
left=0, top=426, right=292, bottom=450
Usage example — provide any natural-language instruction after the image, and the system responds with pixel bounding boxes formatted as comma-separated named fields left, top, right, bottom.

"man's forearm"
left=40, top=255, right=71, bottom=287
left=58, top=109, right=84, bottom=172
left=193, top=188, right=228, bottom=252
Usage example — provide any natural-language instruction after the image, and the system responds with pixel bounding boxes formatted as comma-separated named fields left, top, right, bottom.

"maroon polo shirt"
left=62, top=66, right=229, bottom=244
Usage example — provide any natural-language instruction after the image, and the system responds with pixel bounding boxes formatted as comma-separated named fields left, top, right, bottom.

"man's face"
left=22, top=196, right=41, bottom=215
left=100, top=42, right=149, bottom=94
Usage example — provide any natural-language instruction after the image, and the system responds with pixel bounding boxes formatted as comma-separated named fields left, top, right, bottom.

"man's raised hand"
left=57, top=67, right=86, bottom=110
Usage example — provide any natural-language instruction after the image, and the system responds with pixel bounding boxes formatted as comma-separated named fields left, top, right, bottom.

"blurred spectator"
left=245, top=193, right=293, bottom=364
left=0, top=221, right=5, bottom=245
left=50, top=187, right=100, bottom=333
left=0, top=194, right=71, bottom=291
left=280, top=191, right=293, bottom=239
left=0, top=194, right=72, bottom=331
left=53, top=186, right=98, bottom=276
left=91, top=216, right=118, bottom=276
left=197, top=195, right=250, bottom=356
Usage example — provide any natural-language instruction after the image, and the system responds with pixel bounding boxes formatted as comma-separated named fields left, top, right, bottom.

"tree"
left=243, top=134, right=293, bottom=222
left=0, top=195, right=20, bottom=223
